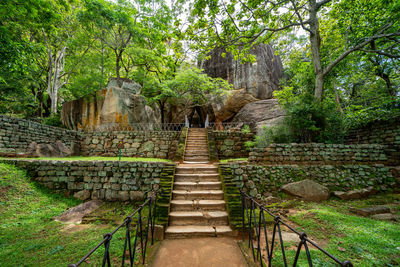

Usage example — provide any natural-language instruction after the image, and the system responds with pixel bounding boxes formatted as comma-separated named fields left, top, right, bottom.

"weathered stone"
left=152, top=225, right=165, bottom=241
left=265, top=196, right=280, bottom=204
left=54, top=200, right=103, bottom=224
left=355, top=206, right=391, bottom=217
left=118, top=191, right=130, bottom=201
left=73, top=190, right=91, bottom=201
left=130, top=191, right=145, bottom=201
left=232, top=99, right=286, bottom=131
left=282, top=179, right=330, bottom=201
left=202, top=44, right=283, bottom=99
left=61, top=79, right=160, bottom=130
left=371, top=213, right=398, bottom=221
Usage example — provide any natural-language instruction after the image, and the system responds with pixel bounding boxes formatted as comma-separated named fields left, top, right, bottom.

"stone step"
left=186, top=142, right=208, bottom=146
left=185, top=151, right=209, bottom=156
left=174, top=174, right=220, bottom=182
left=172, top=190, right=224, bottom=200
left=165, top=225, right=233, bottom=238
left=171, top=200, right=226, bottom=211
left=183, top=161, right=210, bottom=164
left=186, top=146, right=208, bottom=149
left=184, top=150, right=209, bottom=154
left=175, top=165, right=218, bottom=174
left=168, top=211, right=229, bottom=226
left=184, top=156, right=210, bottom=161
left=174, top=181, right=222, bottom=190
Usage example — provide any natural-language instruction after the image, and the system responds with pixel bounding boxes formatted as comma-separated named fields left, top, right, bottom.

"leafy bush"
left=344, top=97, right=400, bottom=129
left=274, top=87, right=345, bottom=143
left=41, top=113, right=63, bottom=128
left=241, top=124, right=251, bottom=134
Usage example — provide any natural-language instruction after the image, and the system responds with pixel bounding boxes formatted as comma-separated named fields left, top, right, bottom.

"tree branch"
left=323, top=24, right=399, bottom=76
left=316, top=0, right=333, bottom=10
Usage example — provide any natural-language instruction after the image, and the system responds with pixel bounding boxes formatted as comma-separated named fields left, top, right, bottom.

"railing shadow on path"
left=240, top=190, right=353, bottom=267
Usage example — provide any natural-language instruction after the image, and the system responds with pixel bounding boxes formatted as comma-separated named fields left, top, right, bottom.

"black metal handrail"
left=240, top=190, right=353, bottom=267
left=68, top=189, right=160, bottom=267
left=85, top=123, right=186, bottom=132
left=206, top=122, right=251, bottom=131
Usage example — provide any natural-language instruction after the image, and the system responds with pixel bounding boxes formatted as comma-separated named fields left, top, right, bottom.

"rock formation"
left=202, top=44, right=283, bottom=99
left=232, top=99, right=286, bottom=130
left=61, top=78, right=160, bottom=130
left=27, top=140, right=74, bottom=157
left=202, top=44, right=284, bottom=127
left=282, top=179, right=330, bottom=201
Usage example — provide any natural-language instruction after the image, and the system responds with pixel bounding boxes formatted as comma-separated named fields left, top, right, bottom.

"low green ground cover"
left=1, top=156, right=171, bottom=162
left=0, top=163, right=153, bottom=266
left=257, top=194, right=400, bottom=266
left=219, top=158, right=248, bottom=163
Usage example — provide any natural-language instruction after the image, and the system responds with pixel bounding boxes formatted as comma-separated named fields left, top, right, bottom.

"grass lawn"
left=0, top=163, right=154, bottom=267
left=1, top=156, right=172, bottom=162
left=252, top=194, right=400, bottom=266
left=219, top=158, right=248, bottom=163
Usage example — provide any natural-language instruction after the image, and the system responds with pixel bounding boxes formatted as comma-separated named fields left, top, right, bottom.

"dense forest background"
left=0, top=0, right=399, bottom=142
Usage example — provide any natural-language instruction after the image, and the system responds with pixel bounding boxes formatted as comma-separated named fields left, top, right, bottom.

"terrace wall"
left=0, top=115, right=82, bottom=154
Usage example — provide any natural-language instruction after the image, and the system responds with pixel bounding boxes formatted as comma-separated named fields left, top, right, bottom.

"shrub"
left=273, top=87, right=345, bottom=143
left=41, top=113, right=63, bottom=128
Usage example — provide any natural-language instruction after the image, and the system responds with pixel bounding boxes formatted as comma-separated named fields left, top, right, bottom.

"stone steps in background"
left=166, top=128, right=233, bottom=238
left=170, top=200, right=226, bottom=211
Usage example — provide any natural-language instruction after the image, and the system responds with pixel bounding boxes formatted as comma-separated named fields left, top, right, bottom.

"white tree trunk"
left=47, top=46, right=67, bottom=113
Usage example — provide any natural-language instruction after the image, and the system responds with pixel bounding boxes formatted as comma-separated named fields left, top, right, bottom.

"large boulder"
left=61, top=78, right=160, bottom=130
left=282, top=179, right=330, bottom=201
left=232, top=99, right=286, bottom=130
left=27, top=140, right=72, bottom=157
left=210, top=89, right=258, bottom=122
left=202, top=44, right=283, bottom=99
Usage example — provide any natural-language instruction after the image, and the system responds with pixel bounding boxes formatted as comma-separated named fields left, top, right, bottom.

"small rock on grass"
left=370, top=213, right=398, bottom=221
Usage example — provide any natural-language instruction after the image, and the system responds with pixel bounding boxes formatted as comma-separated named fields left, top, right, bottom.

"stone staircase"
left=165, top=128, right=233, bottom=238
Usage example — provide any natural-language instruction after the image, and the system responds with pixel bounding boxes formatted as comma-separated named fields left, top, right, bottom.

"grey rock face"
left=27, top=140, right=72, bottom=157
left=61, top=79, right=160, bottom=130
left=232, top=99, right=286, bottom=130
left=202, top=44, right=283, bottom=99
left=282, top=179, right=330, bottom=201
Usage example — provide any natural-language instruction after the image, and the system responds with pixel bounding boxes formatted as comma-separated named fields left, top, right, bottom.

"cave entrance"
left=189, top=106, right=205, bottom=128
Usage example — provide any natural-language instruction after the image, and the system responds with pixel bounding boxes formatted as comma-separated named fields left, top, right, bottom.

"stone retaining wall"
left=212, top=131, right=254, bottom=159
left=2, top=159, right=175, bottom=202
left=345, top=118, right=400, bottom=146
left=249, top=143, right=393, bottom=165
left=0, top=115, right=82, bottom=154
left=221, top=163, right=396, bottom=198
left=81, top=131, right=180, bottom=159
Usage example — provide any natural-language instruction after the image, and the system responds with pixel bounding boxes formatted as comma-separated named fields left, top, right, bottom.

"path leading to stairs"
left=165, top=128, right=233, bottom=238
left=151, top=129, right=248, bottom=266
left=151, top=237, right=248, bottom=267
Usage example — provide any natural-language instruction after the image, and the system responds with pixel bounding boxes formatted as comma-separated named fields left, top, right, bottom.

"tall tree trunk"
left=309, top=0, right=324, bottom=101
left=100, top=42, right=104, bottom=90
left=158, top=100, right=165, bottom=124
left=380, top=73, right=394, bottom=96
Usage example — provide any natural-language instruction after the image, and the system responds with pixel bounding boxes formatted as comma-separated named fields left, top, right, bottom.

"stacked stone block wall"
left=212, top=131, right=254, bottom=159
left=0, top=115, right=82, bottom=154
left=249, top=143, right=394, bottom=165
left=81, top=131, right=179, bottom=159
left=221, top=163, right=396, bottom=199
left=1, top=159, right=175, bottom=202
left=345, top=118, right=400, bottom=146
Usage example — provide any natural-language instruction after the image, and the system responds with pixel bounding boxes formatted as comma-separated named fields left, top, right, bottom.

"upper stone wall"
left=249, top=143, right=397, bottom=166
left=345, top=118, right=400, bottom=146
left=81, top=131, right=179, bottom=159
left=0, top=115, right=82, bottom=154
